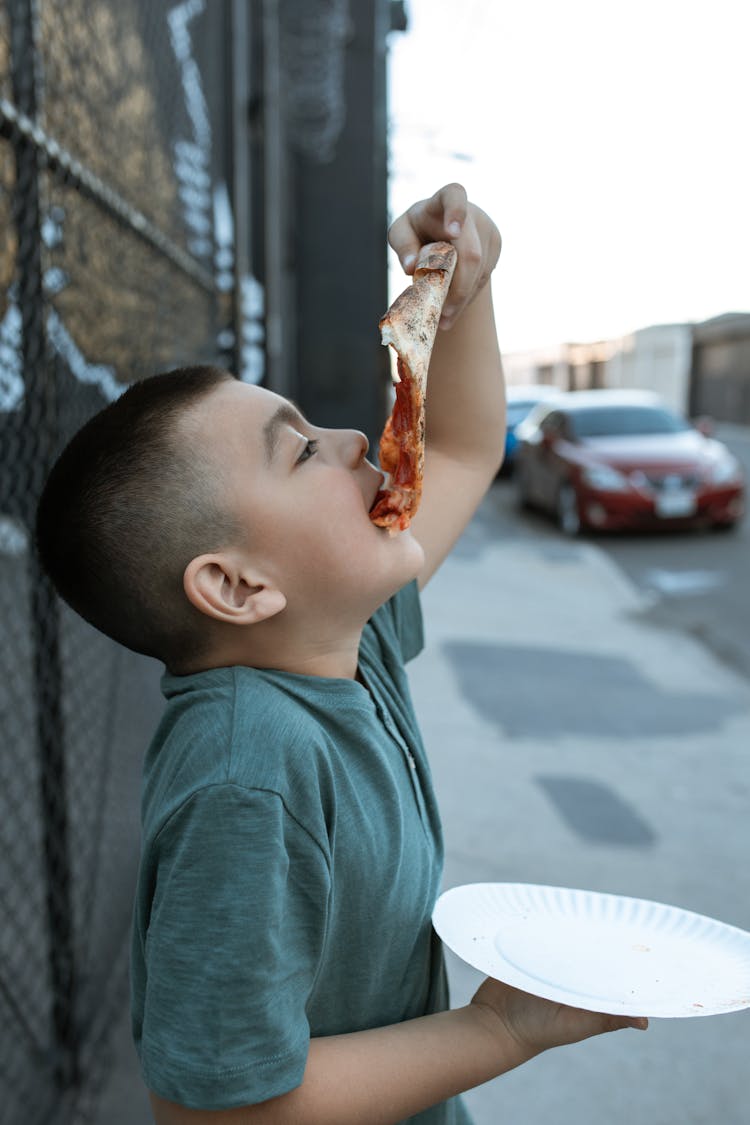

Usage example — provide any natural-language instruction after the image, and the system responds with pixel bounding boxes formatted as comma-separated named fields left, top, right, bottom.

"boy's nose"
left=337, top=429, right=369, bottom=466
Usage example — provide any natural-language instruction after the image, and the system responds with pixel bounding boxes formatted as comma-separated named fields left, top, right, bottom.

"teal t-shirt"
left=131, top=581, right=471, bottom=1123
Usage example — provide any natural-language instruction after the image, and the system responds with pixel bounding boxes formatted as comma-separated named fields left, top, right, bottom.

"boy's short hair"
left=36, top=364, right=239, bottom=668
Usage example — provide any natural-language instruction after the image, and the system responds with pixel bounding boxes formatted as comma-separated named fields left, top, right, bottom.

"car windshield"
left=568, top=405, right=690, bottom=438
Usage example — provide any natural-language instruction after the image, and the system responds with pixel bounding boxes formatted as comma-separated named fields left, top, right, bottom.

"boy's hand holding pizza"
left=389, top=181, right=501, bottom=330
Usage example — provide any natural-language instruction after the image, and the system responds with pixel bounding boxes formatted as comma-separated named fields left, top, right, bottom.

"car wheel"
left=711, top=520, right=738, bottom=533
left=556, top=483, right=581, bottom=536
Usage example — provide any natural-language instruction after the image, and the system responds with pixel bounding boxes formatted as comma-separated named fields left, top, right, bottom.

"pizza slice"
left=369, top=240, right=457, bottom=533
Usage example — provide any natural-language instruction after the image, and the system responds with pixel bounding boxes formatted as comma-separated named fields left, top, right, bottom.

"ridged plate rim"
left=433, top=883, right=750, bottom=1018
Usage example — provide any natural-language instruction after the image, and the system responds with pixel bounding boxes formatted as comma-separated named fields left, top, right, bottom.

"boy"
left=36, top=184, right=646, bottom=1124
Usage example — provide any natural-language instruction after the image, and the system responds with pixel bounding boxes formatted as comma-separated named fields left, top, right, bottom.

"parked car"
left=514, top=389, right=745, bottom=535
left=502, top=384, right=563, bottom=473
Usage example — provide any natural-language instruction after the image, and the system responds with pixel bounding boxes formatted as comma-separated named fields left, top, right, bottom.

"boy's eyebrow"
left=262, top=402, right=306, bottom=465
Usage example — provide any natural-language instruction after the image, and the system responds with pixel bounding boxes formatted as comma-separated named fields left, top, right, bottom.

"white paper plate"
left=433, top=883, right=750, bottom=1018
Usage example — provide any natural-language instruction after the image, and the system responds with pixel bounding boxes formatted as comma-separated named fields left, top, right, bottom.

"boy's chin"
left=389, top=535, right=426, bottom=585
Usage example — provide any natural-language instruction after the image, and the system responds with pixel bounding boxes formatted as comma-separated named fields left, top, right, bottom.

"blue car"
left=503, top=385, right=562, bottom=473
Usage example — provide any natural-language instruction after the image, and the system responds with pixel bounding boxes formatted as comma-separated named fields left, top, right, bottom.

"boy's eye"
left=296, top=438, right=319, bottom=465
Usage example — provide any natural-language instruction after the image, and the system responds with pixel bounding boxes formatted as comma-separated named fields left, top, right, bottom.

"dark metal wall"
left=261, top=0, right=397, bottom=448
left=291, top=0, right=392, bottom=448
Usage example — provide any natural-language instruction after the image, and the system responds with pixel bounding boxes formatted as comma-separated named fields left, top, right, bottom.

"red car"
left=514, top=390, right=745, bottom=535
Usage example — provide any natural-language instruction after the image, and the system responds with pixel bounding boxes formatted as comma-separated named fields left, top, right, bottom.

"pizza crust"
left=369, top=241, right=457, bottom=533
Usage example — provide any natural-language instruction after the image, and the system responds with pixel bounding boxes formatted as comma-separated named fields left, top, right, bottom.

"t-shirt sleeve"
left=137, top=784, right=330, bottom=1110
left=384, top=578, right=424, bottom=663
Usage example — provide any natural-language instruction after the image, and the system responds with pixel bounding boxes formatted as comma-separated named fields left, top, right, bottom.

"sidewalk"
left=409, top=512, right=750, bottom=1124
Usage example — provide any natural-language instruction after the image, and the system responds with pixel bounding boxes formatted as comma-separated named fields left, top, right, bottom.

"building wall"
left=606, top=324, right=693, bottom=412
left=503, top=346, right=569, bottom=390
left=690, top=313, right=750, bottom=424
left=504, top=321, right=696, bottom=415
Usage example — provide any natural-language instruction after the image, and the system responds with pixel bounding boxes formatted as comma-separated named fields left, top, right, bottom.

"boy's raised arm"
left=388, top=184, right=505, bottom=588
left=148, top=978, right=645, bottom=1124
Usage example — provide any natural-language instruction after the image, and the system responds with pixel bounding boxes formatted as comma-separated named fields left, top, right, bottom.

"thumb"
left=600, top=1014, right=649, bottom=1034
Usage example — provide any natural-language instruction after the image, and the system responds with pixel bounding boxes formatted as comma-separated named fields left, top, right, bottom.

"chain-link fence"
left=0, top=2, right=239, bottom=1121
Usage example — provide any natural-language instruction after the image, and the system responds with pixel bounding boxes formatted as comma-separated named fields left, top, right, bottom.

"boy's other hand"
left=471, top=975, right=648, bottom=1060
left=388, top=183, right=501, bottom=330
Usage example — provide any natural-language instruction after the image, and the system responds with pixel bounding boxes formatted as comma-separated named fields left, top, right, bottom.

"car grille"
left=639, top=472, right=702, bottom=491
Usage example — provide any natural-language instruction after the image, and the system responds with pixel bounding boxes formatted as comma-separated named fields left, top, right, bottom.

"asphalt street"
left=598, top=425, right=750, bottom=683
left=494, top=424, right=750, bottom=682
left=410, top=466, right=750, bottom=1125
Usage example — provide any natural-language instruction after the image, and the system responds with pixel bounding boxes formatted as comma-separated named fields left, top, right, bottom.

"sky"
left=387, top=0, right=750, bottom=353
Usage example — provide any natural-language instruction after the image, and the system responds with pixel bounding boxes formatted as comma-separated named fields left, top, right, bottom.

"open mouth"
left=368, top=472, right=388, bottom=514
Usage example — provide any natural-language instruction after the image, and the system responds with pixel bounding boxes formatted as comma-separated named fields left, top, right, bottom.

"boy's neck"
left=181, top=618, right=365, bottom=681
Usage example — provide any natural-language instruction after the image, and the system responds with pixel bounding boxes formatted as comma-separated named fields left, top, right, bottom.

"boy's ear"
left=183, top=554, right=286, bottom=625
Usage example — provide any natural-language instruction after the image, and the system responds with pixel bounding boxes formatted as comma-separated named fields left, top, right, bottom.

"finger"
left=424, top=182, right=469, bottom=240
left=439, top=225, right=484, bottom=329
left=602, top=1014, right=649, bottom=1034
left=389, top=184, right=472, bottom=274
left=387, top=212, right=423, bottom=275
left=389, top=202, right=457, bottom=272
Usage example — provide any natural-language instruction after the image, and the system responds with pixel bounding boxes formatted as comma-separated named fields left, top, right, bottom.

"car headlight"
left=708, top=455, right=743, bottom=485
left=580, top=465, right=630, bottom=492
